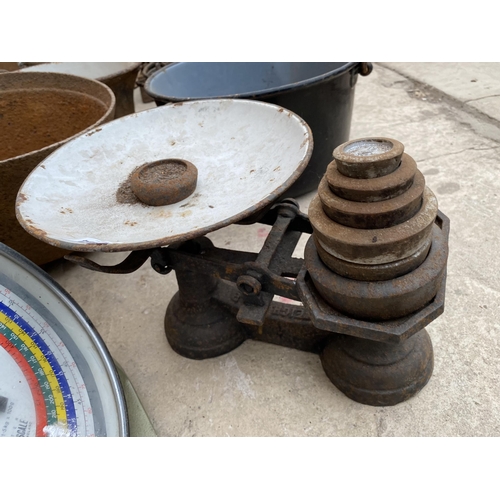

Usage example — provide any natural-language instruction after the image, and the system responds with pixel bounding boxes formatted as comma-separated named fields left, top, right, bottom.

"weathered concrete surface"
left=46, top=64, right=500, bottom=436
left=383, top=62, right=500, bottom=123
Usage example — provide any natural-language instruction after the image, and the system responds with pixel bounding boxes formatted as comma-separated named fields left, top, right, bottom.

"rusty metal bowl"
left=0, top=71, right=115, bottom=265
left=20, top=62, right=140, bottom=118
left=0, top=62, right=21, bottom=72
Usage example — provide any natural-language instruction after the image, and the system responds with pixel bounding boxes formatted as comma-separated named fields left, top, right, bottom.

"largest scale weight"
left=16, top=99, right=449, bottom=411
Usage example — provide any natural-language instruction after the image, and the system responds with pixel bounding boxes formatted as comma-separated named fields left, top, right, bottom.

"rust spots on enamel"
left=25, top=223, right=48, bottom=240
left=17, top=193, right=28, bottom=204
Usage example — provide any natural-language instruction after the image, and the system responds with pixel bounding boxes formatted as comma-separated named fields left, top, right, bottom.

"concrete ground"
left=45, top=63, right=500, bottom=437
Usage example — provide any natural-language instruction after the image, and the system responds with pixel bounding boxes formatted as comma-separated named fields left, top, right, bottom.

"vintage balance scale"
left=3, top=98, right=449, bottom=436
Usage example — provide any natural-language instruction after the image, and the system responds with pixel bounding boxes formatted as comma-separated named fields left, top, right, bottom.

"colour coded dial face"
left=0, top=244, right=127, bottom=437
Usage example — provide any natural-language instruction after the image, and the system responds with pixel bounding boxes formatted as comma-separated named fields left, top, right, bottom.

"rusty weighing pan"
left=16, top=99, right=313, bottom=253
left=20, top=62, right=140, bottom=118
left=0, top=72, right=116, bottom=266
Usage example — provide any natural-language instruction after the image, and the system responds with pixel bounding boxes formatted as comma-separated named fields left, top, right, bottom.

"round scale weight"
left=16, top=99, right=313, bottom=252
left=0, top=242, right=128, bottom=437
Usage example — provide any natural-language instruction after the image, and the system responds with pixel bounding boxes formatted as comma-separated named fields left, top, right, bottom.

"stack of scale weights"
left=306, top=137, right=446, bottom=321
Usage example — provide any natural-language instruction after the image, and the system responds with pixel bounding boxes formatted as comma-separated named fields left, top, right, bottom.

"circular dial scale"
left=0, top=245, right=127, bottom=437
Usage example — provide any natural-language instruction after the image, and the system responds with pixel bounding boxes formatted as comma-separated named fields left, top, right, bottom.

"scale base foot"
left=320, top=329, right=434, bottom=406
left=164, top=292, right=247, bottom=360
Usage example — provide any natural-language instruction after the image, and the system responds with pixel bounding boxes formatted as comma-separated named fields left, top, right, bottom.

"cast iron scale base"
left=17, top=100, right=449, bottom=407
left=68, top=200, right=448, bottom=407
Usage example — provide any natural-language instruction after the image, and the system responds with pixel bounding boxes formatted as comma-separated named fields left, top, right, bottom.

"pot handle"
left=358, top=62, right=373, bottom=76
